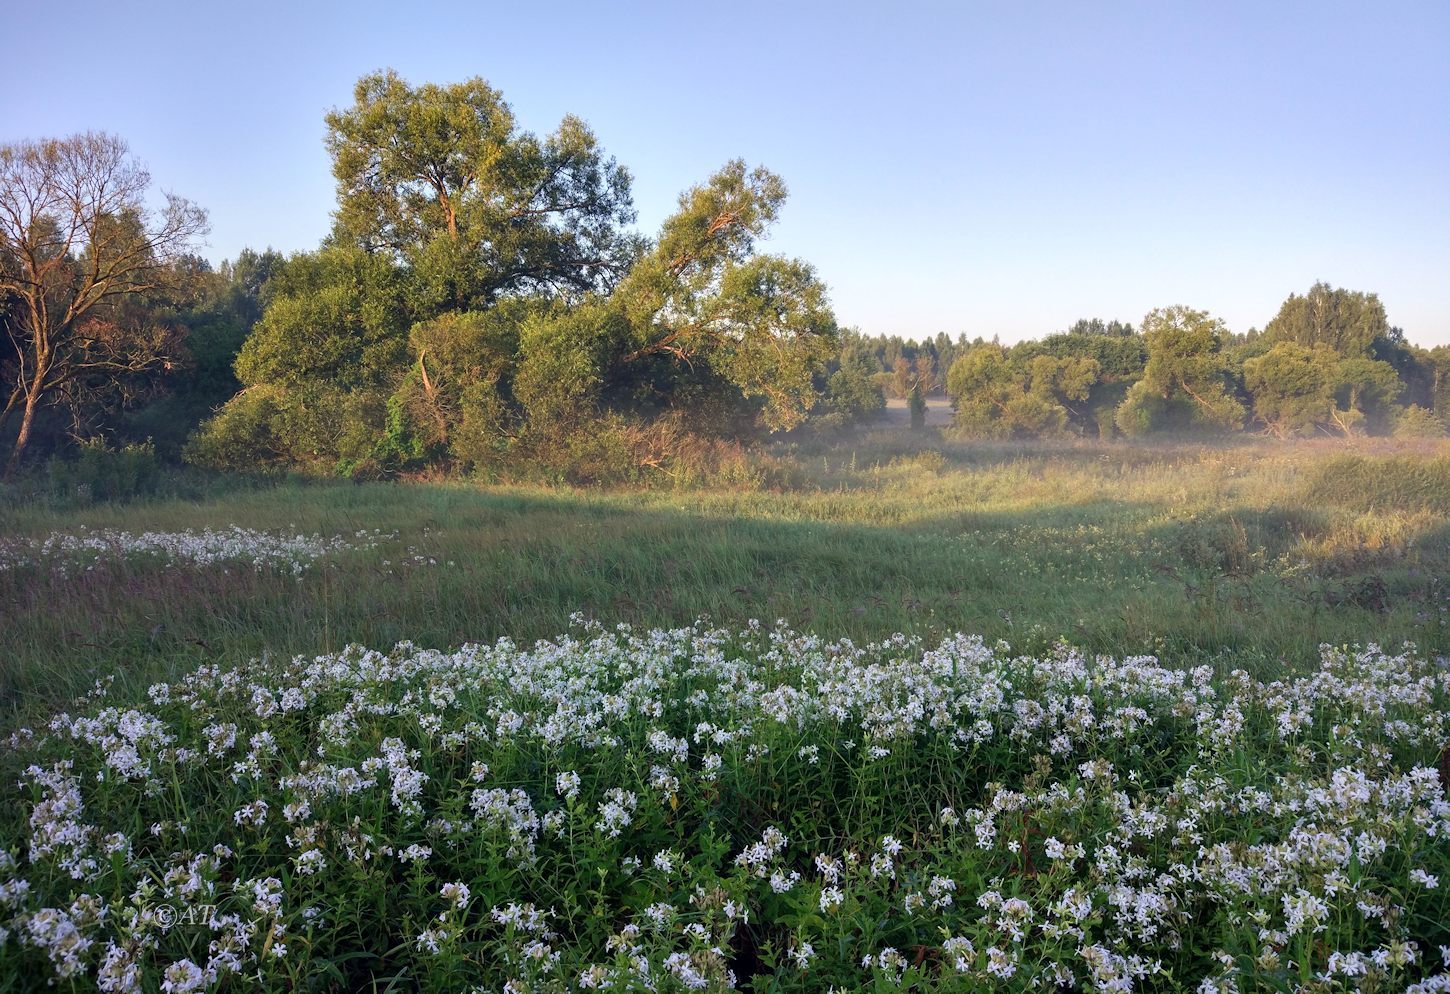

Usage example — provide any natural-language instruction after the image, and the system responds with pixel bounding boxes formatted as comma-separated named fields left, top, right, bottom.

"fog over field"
left=3, top=3, right=1449, bottom=991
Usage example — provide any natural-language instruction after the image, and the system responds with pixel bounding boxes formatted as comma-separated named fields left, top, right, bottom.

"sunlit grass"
left=2, top=434, right=1448, bottom=727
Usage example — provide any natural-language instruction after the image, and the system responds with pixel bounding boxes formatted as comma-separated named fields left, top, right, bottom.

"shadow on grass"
left=5, top=484, right=1449, bottom=730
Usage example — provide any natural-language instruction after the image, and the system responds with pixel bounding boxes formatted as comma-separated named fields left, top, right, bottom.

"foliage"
left=819, top=334, right=886, bottom=426
left=2, top=618, right=1448, bottom=991
left=194, top=74, right=837, bottom=478
left=1063, top=316, right=1135, bottom=337
left=1242, top=342, right=1340, bottom=437
left=186, top=383, right=391, bottom=477
left=908, top=384, right=926, bottom=430
left=1335, top=354, right=1404, bottom=433
left=1394, top=405, right=1448, bottom=439
left=42, top=439, right=164, bottom=504
left=5, top=112, right=1449, bottom=477
left=1011, top=330, right=1145, bottom=381
left=1264, top=280, right=1393, bottom=357
left=1243, top=342, right=1406, bottom=439
left=945, top=345, right=1097, bottom=439
left=326, top=70, right=640, bottom=310
left=235, top=246, right=411, bottom=392
left=607, top=161, right=837, bottom=433
left=393, top=305, right=528, bottom=469
left=1115, top=306, right=1244, bottom=436
left=513, top=300, right=621, bottom=431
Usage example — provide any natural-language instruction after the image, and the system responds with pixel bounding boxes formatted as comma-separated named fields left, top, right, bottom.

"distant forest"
left=833, top=292, right=1450, bottom=441
left=4, top=72, right=1449, bottom=486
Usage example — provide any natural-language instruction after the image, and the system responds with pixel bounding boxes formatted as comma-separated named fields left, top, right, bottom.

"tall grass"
left=2, top=434, right=1448, bottom=729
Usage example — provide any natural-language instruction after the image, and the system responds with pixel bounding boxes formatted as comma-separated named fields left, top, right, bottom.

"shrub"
left=908, top=385, right=926, bottom=430
left=1393, top=404, right=1447, bottom=439
left=42, top=439, right=164, bottom=505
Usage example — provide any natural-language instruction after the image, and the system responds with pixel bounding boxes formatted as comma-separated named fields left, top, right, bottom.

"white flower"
left=160, top=959, right=206, bottom=994
left=440, top=882, right=470, bottom=910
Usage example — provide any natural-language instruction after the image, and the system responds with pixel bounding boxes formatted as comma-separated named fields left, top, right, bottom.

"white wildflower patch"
left=0, top=525, right=394, bottom=576
left=0, top=622, right=1447, bottom=991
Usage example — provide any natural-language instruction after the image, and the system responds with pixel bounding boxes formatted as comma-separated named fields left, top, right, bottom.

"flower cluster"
left=0, top=525, right=394, bottom=576
left=0, top=618, right=1447, bottom=991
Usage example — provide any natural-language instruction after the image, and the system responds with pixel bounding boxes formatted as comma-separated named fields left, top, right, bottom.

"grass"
left=3, top=430, right=1449, bottom=729
left=4, top=430, right=1450, bottom=991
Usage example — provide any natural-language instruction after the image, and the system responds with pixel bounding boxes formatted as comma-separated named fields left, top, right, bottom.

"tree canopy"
left=7, top=97, right=1449, bottom=481
left=1263, top=281, right=1392, bottom=357
left=1114, top=306, right=1244, bottom=436
left=188, top=74, right=837, bottom=479
left=326, top=70, right=640, bottom=311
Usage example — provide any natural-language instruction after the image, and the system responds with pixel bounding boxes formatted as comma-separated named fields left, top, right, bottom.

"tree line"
left=3, top=71, right=1448, bottom=485
left=835, top=290, right=1448, bottom=440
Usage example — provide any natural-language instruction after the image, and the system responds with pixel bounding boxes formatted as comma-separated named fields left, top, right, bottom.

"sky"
left=4, top=0, right=1447, bottom=344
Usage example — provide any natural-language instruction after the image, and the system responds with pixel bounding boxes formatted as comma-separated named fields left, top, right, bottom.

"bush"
left=517, top=413, right=801, bottom=490
left=908, top=385, right=927, bottom=430
left=184, top=385, right=290, bottom=472
left=187, top=385, right=392, bottom=478
left=42, top=439, right=164, bottom=504
left=1393, top=404, right=1447, bottom=439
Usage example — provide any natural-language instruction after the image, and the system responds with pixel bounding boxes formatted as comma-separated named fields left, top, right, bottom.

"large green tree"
left=945, top=344, right=1098, bottom=438
left=194, top=75, right=836, bottom=477
left=1263, top=281, right=1391, bottom=357
left=1242, top=342, right=1340, bottom=437
left=327, top=70, right=640, bottom=311
left=518, top=161, right=837, bottom=435
left=1115, top=306, right=1244, bottom=436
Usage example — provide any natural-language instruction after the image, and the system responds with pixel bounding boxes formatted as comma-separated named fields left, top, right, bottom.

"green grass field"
left=5, top=431, right=1450, bottom=992
left=4, top=432, right=1449, bottom=726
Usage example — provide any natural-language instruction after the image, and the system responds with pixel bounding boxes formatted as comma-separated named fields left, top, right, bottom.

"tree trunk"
left=4, top=387, right=41, bottom=479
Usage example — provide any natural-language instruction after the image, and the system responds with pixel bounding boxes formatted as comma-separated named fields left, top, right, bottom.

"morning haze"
left=4, top=4, right=1450, bottom=991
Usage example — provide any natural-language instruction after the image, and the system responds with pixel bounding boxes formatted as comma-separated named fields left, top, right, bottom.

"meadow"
left=3, top=433, right=1449, bottom=719
left=3, top=432, right=1450, bottom=992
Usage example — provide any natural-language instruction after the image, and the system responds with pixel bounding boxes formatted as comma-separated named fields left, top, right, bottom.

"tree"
left=1332, top=354, right=1401, bottom=434
left=0, top=133, right=207, bottom=474
left=1115, top=306, right=1244, bottom=436
left=908, top=383, right=926, bottom=430
left=235, top=246, right=411, bottom=392
left=944, top=344, right=1091, bottom=438
left=597, top=160, right=836, bottom=432
left=1065, top=317, right=1134, bottom=337
left=823, top=333, right=885, bottom=423
left=1393, top=405, right=1447, bottom=438
left=1242, top=342, right=1339, bottom=437
left=326, top=70, right=640, bottom=311
left=196, top=76, right=837, bottom=476
left=393, top=304, right=526, bottom=467
left=188, top=246, right=413, bottom=474
left=888, top=356, right=915, bottom=399
left=1263, top=281, right=1391, bottom=357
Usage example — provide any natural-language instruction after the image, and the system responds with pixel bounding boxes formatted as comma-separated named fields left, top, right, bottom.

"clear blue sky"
left=5, top=1, right=1447, bottom=344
